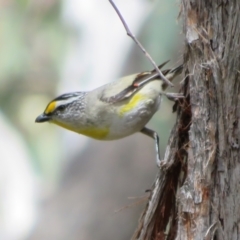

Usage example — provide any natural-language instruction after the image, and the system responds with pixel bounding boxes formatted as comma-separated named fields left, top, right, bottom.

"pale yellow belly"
left=105, top=91, right=161, bottom=140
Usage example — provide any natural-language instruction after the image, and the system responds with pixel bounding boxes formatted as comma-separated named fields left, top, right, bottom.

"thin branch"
left=109, top=0, right=174, bottom=87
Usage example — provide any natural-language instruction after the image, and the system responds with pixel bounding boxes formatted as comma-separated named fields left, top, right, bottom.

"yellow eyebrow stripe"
left=44, top=101, right=56, bottom=114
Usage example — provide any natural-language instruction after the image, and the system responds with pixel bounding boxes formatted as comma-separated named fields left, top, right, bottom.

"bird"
left=35, top=61, right=183, bottom=166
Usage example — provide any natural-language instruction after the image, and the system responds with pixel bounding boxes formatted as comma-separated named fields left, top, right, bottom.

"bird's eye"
left=57, top=105, right=66, bottom=112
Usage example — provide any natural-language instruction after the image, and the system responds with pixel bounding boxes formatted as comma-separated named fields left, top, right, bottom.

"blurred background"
left=0, top=0, right=183, bottom=239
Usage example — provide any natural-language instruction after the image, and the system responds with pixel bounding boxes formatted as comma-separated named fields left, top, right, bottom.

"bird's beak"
left=35, top=113, right=51, bottom=123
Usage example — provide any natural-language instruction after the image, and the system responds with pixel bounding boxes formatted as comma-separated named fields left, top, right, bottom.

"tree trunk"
left=132, top=0, right=240, bottom=239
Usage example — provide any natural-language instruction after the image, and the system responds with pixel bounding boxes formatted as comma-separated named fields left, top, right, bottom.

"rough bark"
left=132, top=0, right=240, bottom=239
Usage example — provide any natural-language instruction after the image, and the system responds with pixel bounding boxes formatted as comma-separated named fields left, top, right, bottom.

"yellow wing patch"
left=119, top=93, right=146, bottom=117
left=44, top=101, right=56, bottom=114
left=51, top=120, right=109, bottom=140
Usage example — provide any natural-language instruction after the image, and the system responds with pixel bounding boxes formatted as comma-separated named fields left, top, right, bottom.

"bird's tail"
left=160, top=63, right=184, bottom=90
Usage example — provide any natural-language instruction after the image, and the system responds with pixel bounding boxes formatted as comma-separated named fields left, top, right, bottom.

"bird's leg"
left=140, top=127, right=161, bottom=167
left=162, top=92, right=185, bottom=102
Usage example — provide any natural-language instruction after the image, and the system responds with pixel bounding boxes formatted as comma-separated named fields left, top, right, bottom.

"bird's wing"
left=100, top=61, right=172, bottom=104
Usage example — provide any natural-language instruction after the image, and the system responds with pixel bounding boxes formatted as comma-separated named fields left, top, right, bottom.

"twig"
left=109, top=0, right=174, bottom=87
left=113, top=195, right=149, bottom=214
